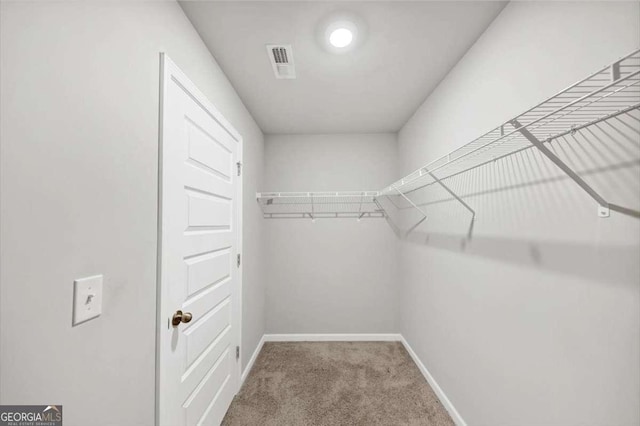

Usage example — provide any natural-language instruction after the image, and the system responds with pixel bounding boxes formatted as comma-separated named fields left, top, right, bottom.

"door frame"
left=156, top=53, right=243, bottom=425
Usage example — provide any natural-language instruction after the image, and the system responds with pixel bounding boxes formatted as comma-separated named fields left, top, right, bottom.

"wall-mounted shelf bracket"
left=379, top=167, right=477, bottom=239
left=598, top=205, right=611, bottom=218
left=510, top=119, right=639, bottom=219
left=426, top=170, right=476, bottom=239
left=391, top=184, right=428, bottom=237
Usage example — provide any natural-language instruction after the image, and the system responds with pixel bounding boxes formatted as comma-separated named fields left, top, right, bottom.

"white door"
left=158, top=54, right=242, bottom=426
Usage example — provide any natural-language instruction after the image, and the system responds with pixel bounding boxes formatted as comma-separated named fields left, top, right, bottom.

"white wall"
left=0, top=2, right=265, bottom=425
left=264, top=134, right=399, bottom=334
left=398, top=2, right=640, bottom=425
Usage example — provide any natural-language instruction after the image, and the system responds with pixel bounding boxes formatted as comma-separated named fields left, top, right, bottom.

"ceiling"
left=180, top=1, right=506, bottom=134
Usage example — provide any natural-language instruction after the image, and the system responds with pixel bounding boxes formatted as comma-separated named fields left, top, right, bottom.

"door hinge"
left=237, top=161, right=242, bottom=176
left=237, top=254, right=241, bottom=267
left=236, top=346, right=240, bottom=360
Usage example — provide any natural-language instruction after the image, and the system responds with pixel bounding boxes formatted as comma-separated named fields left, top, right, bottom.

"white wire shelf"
left=381, top=49, right=640, bottom=218
left=257, top=191, right=385, bottom=219
left=258, top=49, right=640, bottom=224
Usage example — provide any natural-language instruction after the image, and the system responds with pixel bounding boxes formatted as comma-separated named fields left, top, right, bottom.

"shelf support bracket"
left=357, top=192, right=365, bottom=219
left=373, top=197, right=403, bottom=238
left=310, top=193, right=315, bottom=221
left=427, top=170, right=476, bottom=240
left=509, top=119, right=639, bottom=218
left=392, top=185, right=428, bottom=238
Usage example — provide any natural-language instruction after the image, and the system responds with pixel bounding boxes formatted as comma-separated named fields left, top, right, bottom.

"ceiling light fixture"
left=329, top=28, right=353, bottom=48
left=317, top=13, right=365, bottom=54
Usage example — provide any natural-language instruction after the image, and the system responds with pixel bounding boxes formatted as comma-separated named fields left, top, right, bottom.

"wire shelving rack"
left=381, top=49, right=640, bottom=220
left=256, top=191, right=385, bottom=219
left=257, top=49, right=640, bottom=230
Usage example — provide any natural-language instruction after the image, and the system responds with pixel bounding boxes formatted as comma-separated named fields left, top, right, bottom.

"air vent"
left=266, top=44, right=296, bottom=79
left=272, top=47, right=288, bottom=64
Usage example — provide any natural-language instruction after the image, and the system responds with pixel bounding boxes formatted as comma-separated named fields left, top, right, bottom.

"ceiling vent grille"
left=272, top=47, right=288, bottom=64
left=266, top=44, right=296, bottom=79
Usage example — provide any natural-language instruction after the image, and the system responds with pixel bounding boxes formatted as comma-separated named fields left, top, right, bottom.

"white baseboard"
left=400, top=336, right=466, bottom=426
left=263, top=333, right=402, bottom=342
left=241, top=334, right=265, bottom=385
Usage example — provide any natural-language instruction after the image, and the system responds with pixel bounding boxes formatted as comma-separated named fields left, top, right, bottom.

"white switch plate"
left=73, top=275, right=103, bottom=326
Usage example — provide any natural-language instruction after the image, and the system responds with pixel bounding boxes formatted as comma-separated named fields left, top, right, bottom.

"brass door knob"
left=172, top=310, right=193, bottom=327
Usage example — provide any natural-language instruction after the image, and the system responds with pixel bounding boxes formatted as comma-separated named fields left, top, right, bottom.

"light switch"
left=73, top=275, right=103, bottom=326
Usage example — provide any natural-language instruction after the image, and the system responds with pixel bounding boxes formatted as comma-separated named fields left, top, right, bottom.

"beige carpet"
left=222, top=341, right=455, bottom=426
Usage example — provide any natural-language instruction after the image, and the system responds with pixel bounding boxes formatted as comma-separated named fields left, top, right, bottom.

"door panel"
left=180, top=325, right=232, bottom=397
left=159, top=54, right=242, bottom=426
left=184, top=165, right=234, bottom=201
left=184, top=349, right=235, bottom=426
left=185, top=249, right=231, bottom=296
left=186, top=193, right=232, bottom=229
left=183, top=280, right=233, bottom=327
left=185, top=301, right=231, bottom=367
left=182, top=232, right=233, bottom=258
left=186, top=120, right=233, bottom=180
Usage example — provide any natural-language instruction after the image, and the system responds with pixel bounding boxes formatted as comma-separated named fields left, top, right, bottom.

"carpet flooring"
left=222, top=341, right=455, bottom=426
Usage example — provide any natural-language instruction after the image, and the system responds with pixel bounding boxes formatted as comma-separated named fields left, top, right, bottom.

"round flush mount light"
left=317, top=12, right=366, bottom=54
left=329, top=28, right=353, bottom=48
